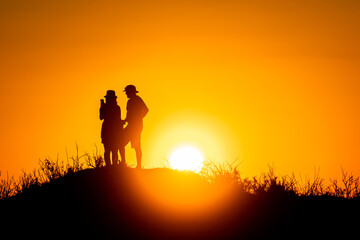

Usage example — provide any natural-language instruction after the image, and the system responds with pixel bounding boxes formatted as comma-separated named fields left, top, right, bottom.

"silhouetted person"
left=123, top=85, right=149, bottom=169
left=100, top=90, right=126, bottom=166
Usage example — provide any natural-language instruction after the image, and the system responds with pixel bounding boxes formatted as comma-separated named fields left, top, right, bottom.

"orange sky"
left=1, top=0, right=360, bottom=180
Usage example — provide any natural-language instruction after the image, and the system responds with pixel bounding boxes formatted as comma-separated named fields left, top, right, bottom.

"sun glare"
left=169, top=146, right=204, bottom=173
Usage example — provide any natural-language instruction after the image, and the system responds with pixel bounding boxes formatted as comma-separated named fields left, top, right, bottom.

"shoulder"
left=108, top=104, right=120, bottom=111
left=135, top=95, right=146, bottom=104
left=130, top=96, right=144, bottom=104
left=134, top=95, right=142, bottom=101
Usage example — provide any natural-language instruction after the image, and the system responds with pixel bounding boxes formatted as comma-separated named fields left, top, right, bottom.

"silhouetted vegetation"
left=200, top=160, right=360, bottom=199
left=1, top=150, right=360, bottom=200
left=1, top=150, right=360, bottom=239
left=0, top=147, right=104, bottom=199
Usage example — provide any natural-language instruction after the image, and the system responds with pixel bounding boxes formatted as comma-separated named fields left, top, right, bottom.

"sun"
left=169, top=146, right=204, bottom=173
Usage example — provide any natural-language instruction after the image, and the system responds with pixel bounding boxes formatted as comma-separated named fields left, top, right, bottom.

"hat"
left=104, top=90, right=117, bottom=99
left=124, top=85, right=139, bottom=93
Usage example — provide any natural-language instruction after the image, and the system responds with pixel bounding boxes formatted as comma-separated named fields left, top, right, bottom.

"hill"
left=2, top=166, right=360, bottom=239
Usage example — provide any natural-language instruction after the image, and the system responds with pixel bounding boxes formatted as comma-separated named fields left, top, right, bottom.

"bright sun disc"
left=169, top=146, right=204, bottom=173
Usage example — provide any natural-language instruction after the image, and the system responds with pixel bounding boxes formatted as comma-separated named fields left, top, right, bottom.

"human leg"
left=111, top=148, right=119, bottom=165
left=119, top=147, right=126, bottom=166
left=125, top=124, right=142, bottom=169
left=104, top=145, right=111, bottom=166
left=135, top=146, right=142, bottom=169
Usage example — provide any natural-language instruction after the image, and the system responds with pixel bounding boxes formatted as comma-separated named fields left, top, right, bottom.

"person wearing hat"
left=123, top=85, right=149, bottom=169
left=100, top=90, right=126, bottom=166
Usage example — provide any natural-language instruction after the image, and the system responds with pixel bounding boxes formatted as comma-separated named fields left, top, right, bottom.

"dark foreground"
left=2, top=166, right=360, bottom=239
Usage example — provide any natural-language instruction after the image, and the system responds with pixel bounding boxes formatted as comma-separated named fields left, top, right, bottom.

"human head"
left=104, top=90, right=117, bottom=103
left=124, top=85, right=139, bottom=98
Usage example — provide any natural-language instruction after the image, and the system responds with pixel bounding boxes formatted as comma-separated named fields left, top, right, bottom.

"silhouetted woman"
left=100, top=90, right=126, bottom=166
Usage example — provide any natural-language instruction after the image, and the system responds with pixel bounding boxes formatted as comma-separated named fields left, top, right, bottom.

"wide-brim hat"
left=124, top=85, right=139, bottom=93
left=104, top=90, right=117, bottom=99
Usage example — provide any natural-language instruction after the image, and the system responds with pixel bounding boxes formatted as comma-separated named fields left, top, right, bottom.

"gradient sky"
left=1, top=0, right=360, bottom=180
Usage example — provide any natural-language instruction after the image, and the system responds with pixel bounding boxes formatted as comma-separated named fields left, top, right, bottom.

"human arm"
left=117, top=105, right=126, bottom=126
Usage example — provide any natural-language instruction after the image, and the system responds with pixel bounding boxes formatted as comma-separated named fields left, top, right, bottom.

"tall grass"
left=1, top=149, right=360, bottom=200
left=200, top=160, right=360, bottom=199
left=0, top=147, right=104, bottom=199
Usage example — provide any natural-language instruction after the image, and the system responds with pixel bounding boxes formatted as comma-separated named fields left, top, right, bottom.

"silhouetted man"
left=123, top=85, right=149, bottom=169
left=100, top=90, right=126, bottom=166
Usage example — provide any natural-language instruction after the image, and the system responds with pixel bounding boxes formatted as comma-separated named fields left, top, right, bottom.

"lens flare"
left=169, top=146, right=204, bottom=173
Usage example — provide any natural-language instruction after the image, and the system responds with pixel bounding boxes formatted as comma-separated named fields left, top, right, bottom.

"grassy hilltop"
left=1, top=156, right=360, bottom=239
